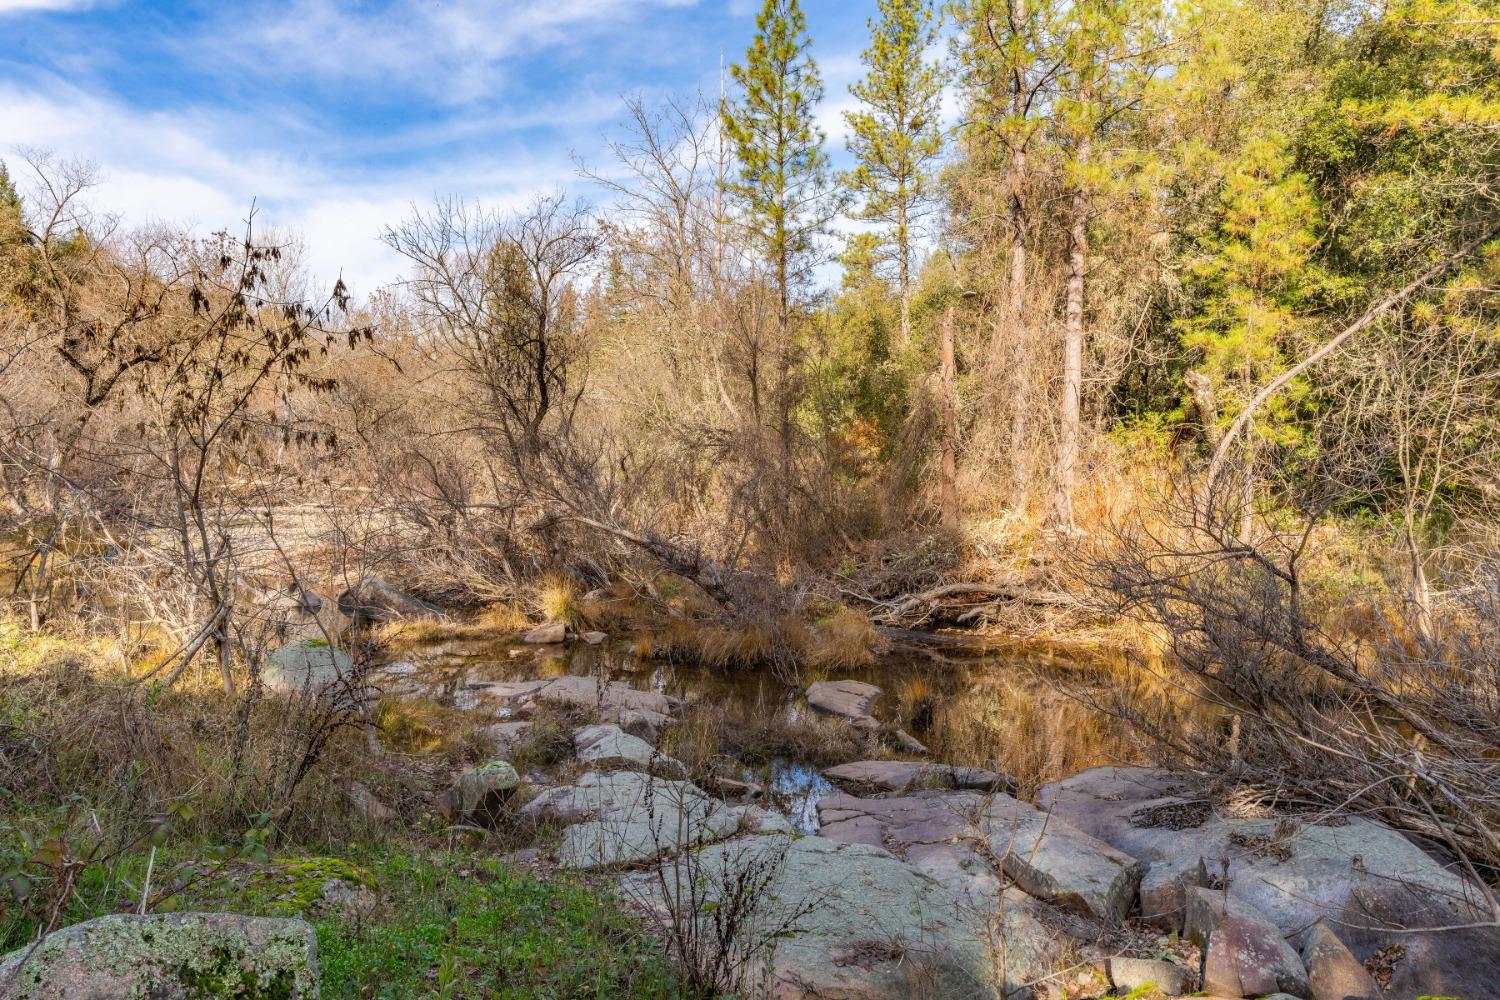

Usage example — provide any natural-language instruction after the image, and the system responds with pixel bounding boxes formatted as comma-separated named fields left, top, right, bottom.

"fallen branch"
left=870, top=581, right=1075, bottom=625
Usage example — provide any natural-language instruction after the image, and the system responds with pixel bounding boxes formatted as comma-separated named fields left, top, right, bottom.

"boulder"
left=823, top=760, right=1015, bottom=795
left=0, top=912, right=318, bottom=999
left=806, top=679, right=882, bottom=728
left=263, top=640, right=354, bottom=697
left=486, top=721, right=533, bottom=758
left=448, top=761, right=521, bottom=826
left=581, top=631, right=608, bottom=644
left=817, top=789, right=1142, bottom=924
left=893, top=728, right=929, bottom=754
left=522, top=622, right=568, bottom=644
left=521, top=771, right=739, bottom=869
left=1300, top=922, right=1379, bottom=1000
left=615, top=708, right=661, bottom=743
left=573, top=723, right=682, bottom=775
left=1109, top=956, right=1191, bottom=995
left=336, top=576, right=441, bottom=623
left=1185, top=886, right=1310, bottom=998
left=620, top=835, right=1057, bottom=1000
left=342, top=780, right=397, bottom=825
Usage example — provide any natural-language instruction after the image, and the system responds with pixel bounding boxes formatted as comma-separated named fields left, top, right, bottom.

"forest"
left=0, top=0, right=1497, bottom=997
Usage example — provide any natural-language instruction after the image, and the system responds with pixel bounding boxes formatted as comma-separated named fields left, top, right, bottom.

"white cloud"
left=0, top=81, right=584, bottom=296
left=0, top=0, right=92, bottom=14
left=230, top=0, right=698, bottom=102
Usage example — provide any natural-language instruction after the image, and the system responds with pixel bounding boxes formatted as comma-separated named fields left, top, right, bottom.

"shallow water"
left=373, top=631, right=1139, bottom=833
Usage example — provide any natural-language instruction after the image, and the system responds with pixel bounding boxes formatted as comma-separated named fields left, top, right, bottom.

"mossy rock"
left=196, top=857, right=378, bottom=924
left=0, top=912, right=317, bottom=999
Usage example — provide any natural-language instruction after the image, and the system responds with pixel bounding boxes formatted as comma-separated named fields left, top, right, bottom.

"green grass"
left=1, top=840, right=683, bottom=1000
left=312, top=848, right=681, bottom=1000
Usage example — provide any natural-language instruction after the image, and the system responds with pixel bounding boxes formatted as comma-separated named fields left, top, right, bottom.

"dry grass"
left=803, top=606, right=884, bottom=670
left=535, top=573, right=582, bottom=625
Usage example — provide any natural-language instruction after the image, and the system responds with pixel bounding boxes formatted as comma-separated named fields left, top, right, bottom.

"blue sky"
left=1, top=0, right=891, bottom=296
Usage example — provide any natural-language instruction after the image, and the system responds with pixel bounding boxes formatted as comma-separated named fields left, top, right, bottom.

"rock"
left=615, top=708, right=660, bottom=743
left=822, top=760, right=1015, bottom=795
left=485, top=721, right=533, bottom=758
left=522, top=622, right=568, bottom=644
left=1109, top=956, right=1191, bottom=995
left=708, top=775, right=765, bottom=799
left=448, top=761, right=521, bottom=825
left=620, top=835, right=1056, bottom=1000
left=1039, top=766, right=1499, bottom=945
left=0, top=912, right=318, bottom=999
left=1300, top=921, right=1378, bottom=1000
left=817, top=789, right=1142, bottom=924
left=806, top=679, right=882, bottom=728
left=1186, top=886, right=1310, bottom=998
left=893, top=728, right=929, bottom=754
left=336, top=576, right=441, bottom=623
left=263, top=640, right=354, bottom=697
left=525, top=675, right=682, bottom=717
left=729, top=804, right=793, bottom=834
left=573, top=723, right=682, bottom=774
left=343, top=780, right=397, bottom=825
left=581, top=631, right=607, bottom=644
left=521, top=771, right=740, bottom=869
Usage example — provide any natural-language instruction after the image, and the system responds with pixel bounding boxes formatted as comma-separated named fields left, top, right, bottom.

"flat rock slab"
left=1039, top=766, right=1500, bottom=997
left=573, top=723, right=682, bottom=774
left=1186, top=887, right=1310, bottom=998
left=0, top=912, right=318, bottom=999
left=817, top=789, right=1142, bottom=924
left=823, top=760, right=1015, bottom=795
left=620, top=835, right=1056, bottom=1000
left=264, top=640, right=353, bottom=696
left=806, top=679, right=881, bottom=728
left=521, top=771, right=738, bottom=869
left=481, top=675, right=682, bottom=718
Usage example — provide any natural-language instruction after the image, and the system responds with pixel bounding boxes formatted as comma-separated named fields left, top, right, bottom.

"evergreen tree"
left=723, top=0, right=838, bottom=440
left=843, top=0, right=943, bottom=348
left=1177, top=133, right=1324, bottom=452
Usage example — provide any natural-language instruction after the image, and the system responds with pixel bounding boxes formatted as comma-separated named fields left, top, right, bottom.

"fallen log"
left=872, top=580, right=1075, bottom=625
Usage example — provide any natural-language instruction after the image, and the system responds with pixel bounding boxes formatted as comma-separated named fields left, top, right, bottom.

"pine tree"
left=1177, top=131, right=1323, bottom=502
left=843, top=0, right=943, bottom=348
left=723, top=0, right=838, bottom=438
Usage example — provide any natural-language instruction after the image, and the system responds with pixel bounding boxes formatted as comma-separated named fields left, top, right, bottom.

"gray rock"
left=893, top=728, right=929, bottom=754
left=263, top=640, right=353, bottom=696
left=573, top=723, right=682, bottom=774
left=521, top=771, right=739, bottom=869
left=0, top=913, right=318, bottom=999
left=1300, top=921, right=1378, bottom=1000
left=806, top=679, right=881, bottom=728
left=342, top=781, right=397, bottom=825
left=729, top=805, right=794, bottom=834
left=522, top=622, right=568, bottom=644
left=620, top=835, right=1056, bottom=1000
left=817, top=789, right=1142, bottom=924
left=486, top=721, right=533, bottom=758
left=823, top=760, right=1015, bottom=795
left=1186, top=886, right=1310, bottom=998
left=527, top=675, right=682, bottom=716
left=336, top=576, right=440, bottom=623
left=581, top=631, right=608, bottom=644
left=1109, top=956, right=1191, bottom=995
left=449, top=761, right=521, bottom=825
left=615, top=708, right=661, bottom=743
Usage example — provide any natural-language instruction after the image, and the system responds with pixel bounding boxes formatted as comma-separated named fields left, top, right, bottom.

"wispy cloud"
left=0, top=0, right=92, bottom=14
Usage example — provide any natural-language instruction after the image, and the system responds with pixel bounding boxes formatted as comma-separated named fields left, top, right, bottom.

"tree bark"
left=939, top=305, right=958, bottom=530
left=1056, top=139, right=1090, bottom=530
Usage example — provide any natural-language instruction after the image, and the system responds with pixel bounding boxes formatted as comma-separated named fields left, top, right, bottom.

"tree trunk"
left=1056, top=142, right=1089, bottom=531
left=940, top=305, right=958, bottom=530
left=898, top=202, right=911, bottom=349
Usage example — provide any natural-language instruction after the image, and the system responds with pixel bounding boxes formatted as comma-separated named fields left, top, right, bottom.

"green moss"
left=230, top=857, right=378, bottom=918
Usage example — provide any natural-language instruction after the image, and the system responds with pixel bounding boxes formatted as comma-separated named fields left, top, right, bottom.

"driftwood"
left=870, top=580, right=1075, bottom=626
